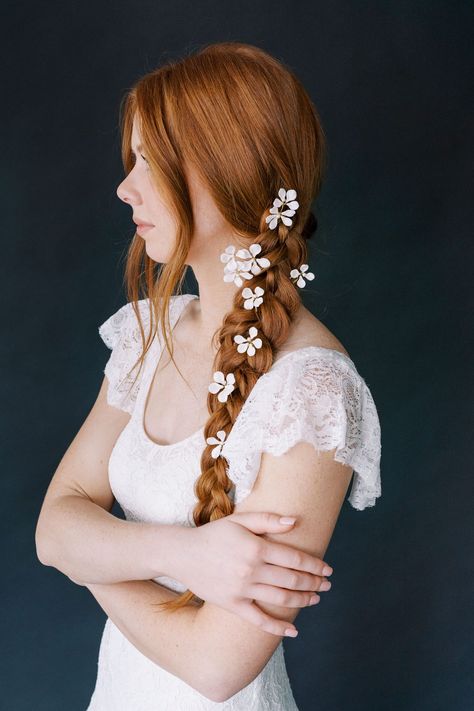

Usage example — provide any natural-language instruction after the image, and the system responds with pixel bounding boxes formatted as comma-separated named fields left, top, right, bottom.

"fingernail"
left=322, top=565, right=333, bottom=576
left=285, top=628, right=298, bottom=637
left=280, top=517, right=296, bottom=524
left=309, top=594, right=320, bottom=604
left=320, top=581, right=331, bottom=591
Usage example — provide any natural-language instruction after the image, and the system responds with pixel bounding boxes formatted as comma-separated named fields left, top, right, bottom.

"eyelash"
left=131, top=152, right=150, bottom=171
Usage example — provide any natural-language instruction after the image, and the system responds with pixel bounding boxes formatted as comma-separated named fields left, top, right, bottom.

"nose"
left=116, top=177, right=139, bottom=205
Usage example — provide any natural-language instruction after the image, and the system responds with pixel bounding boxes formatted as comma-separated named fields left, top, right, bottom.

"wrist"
left=149, top=523, right=193, bottom=581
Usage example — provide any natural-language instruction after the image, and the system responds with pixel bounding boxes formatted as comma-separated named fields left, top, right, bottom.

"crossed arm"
left=79, top=443, right=353, bottom=703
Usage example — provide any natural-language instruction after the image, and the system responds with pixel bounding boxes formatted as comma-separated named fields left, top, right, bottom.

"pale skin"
left=35, top=115, right=354, bottom=702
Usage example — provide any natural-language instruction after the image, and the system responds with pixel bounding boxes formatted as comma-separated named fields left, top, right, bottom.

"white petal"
left=281, top=215, right=293, bottom=227
left=252, top=338, right=263, bottom=349
left=216, top=430, right=226, bottom=441
left=254, top=297, right=263, bottom=307
left=249, top=243, right=262, bottom=256
left=234, top=334, right=245, bottom=344
left=214, top=371, right=226, bottom=384
left=269, top=206, right=280, bottom=215
left=255, top=286, right=265, bottom=296
left=217, top=390, right=228, bottom=403
left=242, top=287, right=253, bottom=298
left=290, top=268, right=299, bottom=278
left=206, top=436, right=219, bottom=445
left=256, top=257, right=271, bottom=268
left=248, top=326, right=258, bottom=338
left=305, top=272, right=315, bottom=281
left=226, top=373, right=236, bottom=384
left=223, top=272, right=236, bottom=283
left=297, top=275, right=305, bottom=287
left=278, top=188, right=286, bottom=201
left=281, top=209, right=295, bottom=217
left=208, top=383, right=222, bottom=394
left=286, top=189, right=297, bottom=201
left=211, top=445, right=221, bottom=459
left=247, top=343, right=255, bottom=356
left=300, top=264, right=309, bottom=272
left=269, top=216, right=279, bottom=229
left=287, top=200, right=299, bottom=210
left=237, top=342, right=248, bottom=353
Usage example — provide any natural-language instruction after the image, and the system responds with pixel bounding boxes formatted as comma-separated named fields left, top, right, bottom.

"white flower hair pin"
left=242, top=286, right=265, bottom=310
left=208, top=371, right=236, bottom=403
left=290, top=264, right=315, bottom=288
left=206, top=429, right=227, bottom=459
left=220, top=243, right=271, bottom=287
left=234, top=326, right=263, bottom=356
left=265, top=188, right=299, bottom=229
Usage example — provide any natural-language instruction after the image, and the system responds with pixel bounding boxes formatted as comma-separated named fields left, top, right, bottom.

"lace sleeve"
left=98, top=299, right=150, bottom=415
left=221, top=352, right=382, bottom=511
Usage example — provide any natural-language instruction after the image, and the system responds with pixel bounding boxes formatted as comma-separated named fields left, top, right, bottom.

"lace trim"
left=221, top=354, right=382, bottom=511
left=98, top=299, right=154, bottom=415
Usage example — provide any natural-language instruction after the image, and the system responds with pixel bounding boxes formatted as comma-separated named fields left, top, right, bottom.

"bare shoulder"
left=283, top=304, right=351, bottom=359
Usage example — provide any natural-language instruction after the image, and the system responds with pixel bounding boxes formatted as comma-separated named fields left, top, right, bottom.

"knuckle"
left=288, top=572, right=299, bottom=589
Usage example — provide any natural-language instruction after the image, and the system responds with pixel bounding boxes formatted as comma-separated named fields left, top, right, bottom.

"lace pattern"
left=221, top=351, right=381, bottom=510
left=88, top=294, right=382, bottom=710
left=98, top=299, right=155, bottom=415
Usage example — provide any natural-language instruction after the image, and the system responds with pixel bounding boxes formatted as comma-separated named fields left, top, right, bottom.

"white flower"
left=242, top=286, right=265, bottom=310
left=234, top=326, right=263, bottom=356
left=234, top=243, right=271, bottom=276
left=208, top=371, right=236, bottom=403
left=220, top=245, right=254, bottom=287
left=265, top=188, right=299, bottom=230
left=290, top=264, right=315, bottom=288
left=206, top=429, right=228, bottom=459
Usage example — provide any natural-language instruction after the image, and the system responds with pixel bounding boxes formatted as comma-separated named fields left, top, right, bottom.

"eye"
left=131, top=151, right=150, bottom=171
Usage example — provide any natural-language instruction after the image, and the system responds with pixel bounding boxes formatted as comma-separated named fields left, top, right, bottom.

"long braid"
left=157, top=195, right=312, bottom=611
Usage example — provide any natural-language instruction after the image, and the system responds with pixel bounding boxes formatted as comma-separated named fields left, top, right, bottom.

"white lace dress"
left=86, top=293, right=382, bottom=710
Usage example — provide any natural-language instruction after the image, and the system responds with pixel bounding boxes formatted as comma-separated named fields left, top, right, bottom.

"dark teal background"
left=1, top=2, right=472, bottom=710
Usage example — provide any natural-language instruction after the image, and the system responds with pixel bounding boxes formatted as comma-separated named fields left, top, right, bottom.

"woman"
left=35, top=41, right=381, bottom=709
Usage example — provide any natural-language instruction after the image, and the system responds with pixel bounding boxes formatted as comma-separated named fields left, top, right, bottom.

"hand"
left=170, top=511, right=333, bottom=637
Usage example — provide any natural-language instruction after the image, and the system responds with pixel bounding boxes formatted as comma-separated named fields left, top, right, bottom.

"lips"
left=132, top=217, right=154, bottom=227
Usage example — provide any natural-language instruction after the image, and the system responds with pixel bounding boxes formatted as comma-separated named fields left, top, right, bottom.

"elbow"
left=35, top=517, right=54, bottom=567
left=203, top=674, right=240, bottom=704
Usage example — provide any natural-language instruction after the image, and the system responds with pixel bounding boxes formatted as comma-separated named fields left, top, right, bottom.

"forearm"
left=85, top=580, right=215, bottom=699
left=36, top=494, right=189, bottom=584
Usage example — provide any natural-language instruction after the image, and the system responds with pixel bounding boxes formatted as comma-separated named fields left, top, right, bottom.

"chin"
left=144, top=241, right=172, bottom=263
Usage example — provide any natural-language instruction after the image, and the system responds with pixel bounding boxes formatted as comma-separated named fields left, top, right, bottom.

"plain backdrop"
left=1, top=2, right=472, bottom=710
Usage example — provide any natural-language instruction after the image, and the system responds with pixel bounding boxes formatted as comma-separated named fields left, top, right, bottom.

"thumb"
left=228, top=511, right=297, bottom=534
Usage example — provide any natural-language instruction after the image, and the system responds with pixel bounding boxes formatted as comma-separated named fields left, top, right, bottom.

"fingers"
left=263, top=539, right=333, bottom=578
left=228, top=510, right=302, bottom=535
left=233, top=599, right=300, bottom=638
left=256, top=563, right=332, bottom=594
left=248, top=582, right=321, bottom=608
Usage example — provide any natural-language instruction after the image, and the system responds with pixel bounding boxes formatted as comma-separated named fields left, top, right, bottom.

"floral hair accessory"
left=290, top=264, right=315, bottom=288
left=208, top=371, right=236, bottom=403
left=220, top=243, right=271, bottom=287
left=234, top=326, right=263, bottom=356
left=242, top=286, right=265, bottom=310
left=206, top=429, right=227, bottom=459
left=235, top=243, right=271, bottom=275
left=265, top=188, right=299, bottom=229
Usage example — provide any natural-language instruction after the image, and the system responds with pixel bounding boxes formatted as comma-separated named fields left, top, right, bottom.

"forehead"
left=130, top=116, right=143, bottom=150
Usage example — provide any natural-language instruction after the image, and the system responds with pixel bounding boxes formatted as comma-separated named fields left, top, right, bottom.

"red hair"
left=117, top=41, right=326, bottom=611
